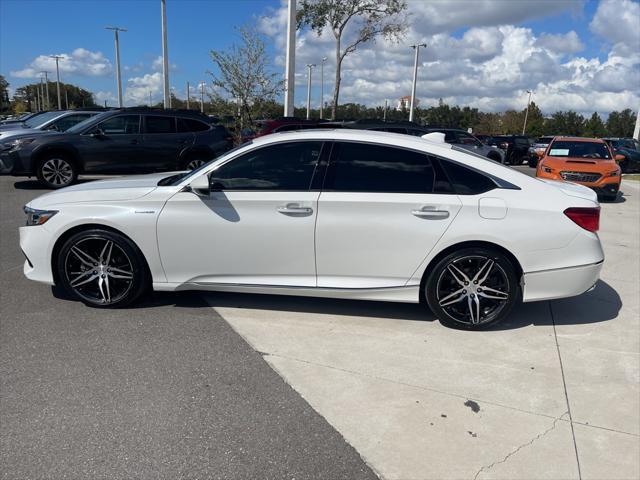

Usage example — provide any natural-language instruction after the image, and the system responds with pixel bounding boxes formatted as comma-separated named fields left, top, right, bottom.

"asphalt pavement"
left=1, top=176, right=376, bottom=479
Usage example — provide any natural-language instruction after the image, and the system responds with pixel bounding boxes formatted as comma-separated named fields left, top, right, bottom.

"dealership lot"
left=1, top=172, right=639, bottom=478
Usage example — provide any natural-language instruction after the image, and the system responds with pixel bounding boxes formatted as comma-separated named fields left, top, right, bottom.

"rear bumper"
left=522, top=261, right=603, bottom=302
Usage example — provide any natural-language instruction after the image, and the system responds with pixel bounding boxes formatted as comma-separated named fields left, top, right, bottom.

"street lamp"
left=306, top=63, right=315, bottom=120
left=105, top=26, right=127, bottom=108
left=320, top=57, right=327, bottom=119
left=283, top=0, right=296, bottom=117
left=40, top=71, right=50, bottom=110
left=409, top=43, right=426, bottom=122
left=522, top=90, right=533, bottom=135
left=161, top=0, right=170, bottom=108
left=49, top=55, right=63, bottom=110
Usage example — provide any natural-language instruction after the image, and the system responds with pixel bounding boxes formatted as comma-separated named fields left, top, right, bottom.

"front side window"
left=95, top=115, right=140, bottom=135
left=177, top=118, right=210, bottom=133
left=325, top=142, right=440, bottom=194
left=548, top=141, right=611, bottom=159
left=145, top=115, right=176, bottom=134
left=209, top=141, right=322, bottom=191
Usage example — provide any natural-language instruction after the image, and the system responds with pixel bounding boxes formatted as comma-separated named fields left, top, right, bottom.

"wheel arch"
left=51, top=223, right=152, bottom=286
left=32, top=144, right=82, bottom=174
left=418, top=240, right=524, bottom=303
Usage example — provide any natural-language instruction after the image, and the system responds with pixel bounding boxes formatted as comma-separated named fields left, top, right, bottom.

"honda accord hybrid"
left=20, top=129, right=604, bottom=329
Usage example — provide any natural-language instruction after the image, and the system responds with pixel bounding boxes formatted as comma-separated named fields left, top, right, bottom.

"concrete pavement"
left=206, top=179, right=639, bottom=480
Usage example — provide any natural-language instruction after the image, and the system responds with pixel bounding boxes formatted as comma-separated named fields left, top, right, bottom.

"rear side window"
left=177, top=118, right=210, bottom=133
left=439, top=159, right=496, bottom=195
left=325, top=142, right=443, bottom=194
left=145, top=115, right=176, bottom=134
left=95, top=115, right=140, bottom=135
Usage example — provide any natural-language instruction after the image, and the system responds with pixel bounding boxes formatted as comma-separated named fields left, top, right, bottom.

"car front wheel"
left=56, top=229, right=148, bottom=308
left=425, top=247, right=519, bottom=329
left=36, top=155, right=78, bottom=189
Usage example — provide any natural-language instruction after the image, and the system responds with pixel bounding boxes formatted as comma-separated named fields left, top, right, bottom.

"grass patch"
left=623, top=174, right=640, bottom=181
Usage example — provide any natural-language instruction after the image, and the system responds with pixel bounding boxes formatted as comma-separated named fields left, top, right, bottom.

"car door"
left=80, top=114, right=144, bottom=173
left=142, top=115, right=194, bottom=170
left=315, top=141, right=462, bottom=289
left=156, top=140, right=325, bottom=287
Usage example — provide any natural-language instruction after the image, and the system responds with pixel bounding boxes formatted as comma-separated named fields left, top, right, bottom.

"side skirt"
left=153, top=282, right=421, bottom=303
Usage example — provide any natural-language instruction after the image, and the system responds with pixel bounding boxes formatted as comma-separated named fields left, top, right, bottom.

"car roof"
left=552, top=136, right=606, bottom=143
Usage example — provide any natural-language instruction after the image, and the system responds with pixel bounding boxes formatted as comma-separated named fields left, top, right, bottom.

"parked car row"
left=1, top=107, right=233, bottom=188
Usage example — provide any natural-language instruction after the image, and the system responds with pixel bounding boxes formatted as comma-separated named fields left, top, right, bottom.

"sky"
left=0, top=0, right=638, bottom=116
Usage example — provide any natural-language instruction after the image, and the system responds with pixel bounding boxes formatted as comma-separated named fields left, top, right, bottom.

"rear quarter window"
left=439, top=158, right=496, bottom=195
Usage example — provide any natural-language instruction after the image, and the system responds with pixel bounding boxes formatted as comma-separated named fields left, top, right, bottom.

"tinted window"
left=274, top=124, right=302, bottom=132
left=146, top=115, right=176, bottom=134
left=443, top=131, right=457, bottom=143
left=177, top=118, right=210, bottom=133
left=457, top=132, right=481, bottom=146
left=548, top=141, right=611, bottom=159
left=325, top=142, right=438, bottom=193
left=96, top=115, right=140, bottom=135
left=209, top=141, right=321, bottom=191
left=385, top=127, right=408, bottom=134
left=440, top=159, right=496, bottom=195
left=408, top=129, right=427, bottom=136
left=50, top=113, right=93, bottom=132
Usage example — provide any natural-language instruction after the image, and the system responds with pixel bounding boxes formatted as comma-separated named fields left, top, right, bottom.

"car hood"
left=542, top=156, right=618, bottom=172
left=0, top=123, right=27, bottom=132
left=0, top=128, right=48, bottom=141
left=27, top=172, right=177, bottom=209
left=539, top=179, right=598, bottom=203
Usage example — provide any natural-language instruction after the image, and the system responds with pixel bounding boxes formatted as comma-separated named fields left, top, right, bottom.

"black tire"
left=56, top=229, right=149, bottom=308
left=181, top=153, right=210, bottom=171
left=425, top=247, right=519, bottom=330
left=36, top=154, right=78, bottom=189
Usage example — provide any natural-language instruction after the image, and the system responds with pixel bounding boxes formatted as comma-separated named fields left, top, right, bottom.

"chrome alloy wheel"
left=435, top=255, right=510, bottom=326
left=64, top=237, right=134, bottom=304
left=41, top=158, right=73, bottom=186
left=186, top=159, right=205, bottom=170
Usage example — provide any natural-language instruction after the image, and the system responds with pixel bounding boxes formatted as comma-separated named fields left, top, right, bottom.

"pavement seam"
left=549, top=301, right=583, bottom=480
left=472, top=411, right=569, bottom=480
left=262, top=350, right=639, bottom=438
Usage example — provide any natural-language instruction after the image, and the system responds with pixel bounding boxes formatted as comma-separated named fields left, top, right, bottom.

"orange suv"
left=536, top=136, right=623, bottom=201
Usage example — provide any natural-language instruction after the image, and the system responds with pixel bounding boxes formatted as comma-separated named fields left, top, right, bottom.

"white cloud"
left=94, top=90, right=117, bottom=106
left=258, top=0, right=639, bottom=116
left=536, top=31, right=584, bottom=54
left=590, top=0, right=640, bottom=47
left=151, top=56, right=177, bottom=72
left=125, top=72, right=163, bottom=105
left=10, top=48, right=112, bottom=79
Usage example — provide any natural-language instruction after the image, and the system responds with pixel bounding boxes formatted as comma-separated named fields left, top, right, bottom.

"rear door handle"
left=277, top=203, right=313, bottom=216
left=412, top=207, right=450, bottom=219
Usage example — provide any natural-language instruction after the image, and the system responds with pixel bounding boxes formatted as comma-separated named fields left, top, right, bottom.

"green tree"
left=523, top=102, right=545, bottom=137
left=583, top=112, right=607, bottom=138
left=298, top=0, right=407, bottom=120
left=12, top=81, right=97, bottom=110
left=606, top=109, right=636, bottom=137
left=0, top=74, right=10, bottom=112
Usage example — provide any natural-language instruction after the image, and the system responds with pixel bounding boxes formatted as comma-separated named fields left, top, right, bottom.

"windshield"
left=66, top=111, right=110, bottom=133
left=24, top=111, right=61, bottom=128
left=164, top=141, right=254, bottom=186
left=548, top=141, right=611, bottom=159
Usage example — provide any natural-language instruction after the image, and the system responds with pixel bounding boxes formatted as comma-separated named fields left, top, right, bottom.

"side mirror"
left=615, top=154, right=625, bottom=162
left=189, top=174, right=210, bottom=196
left=90, top=128, right=105, bottom=138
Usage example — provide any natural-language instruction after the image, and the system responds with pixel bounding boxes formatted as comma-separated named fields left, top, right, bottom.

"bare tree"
left=209, top=26, right=282, bottom=136
left=297, top=0, right=407, bottom=120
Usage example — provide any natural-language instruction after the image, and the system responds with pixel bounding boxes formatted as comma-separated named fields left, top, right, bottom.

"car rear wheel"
left=425, top=247, right=519, bottom=329
left=57, top=229, right=148, bottom=308
left=36, top=155, right=77, bottom=189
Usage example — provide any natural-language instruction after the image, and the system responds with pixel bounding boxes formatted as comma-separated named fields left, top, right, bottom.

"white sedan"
left=20, top=129, right=604, bottom=329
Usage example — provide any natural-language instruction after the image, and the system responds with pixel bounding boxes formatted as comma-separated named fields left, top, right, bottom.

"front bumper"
left=536, top=169, right=620, bottom=196
left=522, top=261, right=603, bottom=302
left=20, top=225, right=55, bottom=285
left=1, top=149, right=31, bottom=175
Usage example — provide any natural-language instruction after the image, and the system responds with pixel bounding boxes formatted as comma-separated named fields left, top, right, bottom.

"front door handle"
left=412, top=207, right=450, bottom=219
left=277, top=203, right=313, bottom=216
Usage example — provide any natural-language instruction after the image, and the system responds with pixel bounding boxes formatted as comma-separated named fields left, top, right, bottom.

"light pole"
left=634, top=106, right=640, bottom=141
left=384, top=99, right=388, bottom=121
left=50, top=55, right=63, bottom=110
left=320, top=57, right=327, bottom=119
left=200, top=81, right=205, bottom=113
left=284, top=0, right=296, bottom=117
left=186, top=81, right=190, bottom=109
left=39, top=75, right=45, bottom=111
left=41, top=71, right=50, bottom=110
left=306, top=63, right=315, bottom=120
left=522, top=90, right=533, bottom=135
left=161, top=0, right=170, bottom=108
left=149, top=90, right=152, bottom=106
left=409, top=43, right=426, bottom=122
left=106, top=26, right=127, bottom=108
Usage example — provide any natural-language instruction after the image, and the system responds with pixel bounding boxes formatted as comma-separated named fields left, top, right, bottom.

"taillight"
left=564, top=207, right=600, bottom=233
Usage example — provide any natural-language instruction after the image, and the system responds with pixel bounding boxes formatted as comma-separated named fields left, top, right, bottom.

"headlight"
left=542, top=166, right=554, bottom=173
left=9, top=138, right=35, bottom=151
left=23, top=206, right=58, bottom=226
left=608, top=170, right=620, bottom=177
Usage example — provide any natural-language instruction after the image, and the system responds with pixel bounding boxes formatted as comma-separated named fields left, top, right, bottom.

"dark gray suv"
left=2, top=108, right=232, bottom=188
